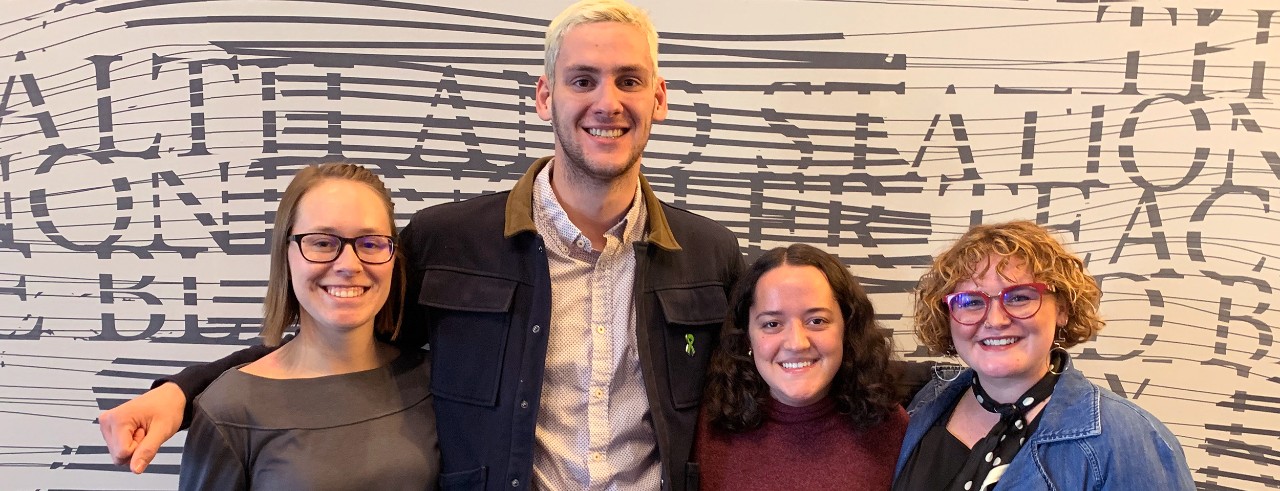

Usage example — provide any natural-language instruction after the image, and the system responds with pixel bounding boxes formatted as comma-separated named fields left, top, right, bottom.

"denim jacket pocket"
left=656, top=284, right=729, bottom=409
left=419, top=268, right=517, bottom=407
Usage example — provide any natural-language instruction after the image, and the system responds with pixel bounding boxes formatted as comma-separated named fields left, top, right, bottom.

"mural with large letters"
left=2, top=0, right=1276, bottom=488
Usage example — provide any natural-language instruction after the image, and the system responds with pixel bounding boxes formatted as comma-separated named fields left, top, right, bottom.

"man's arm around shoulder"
left=98, top=343, right=271, bottom=473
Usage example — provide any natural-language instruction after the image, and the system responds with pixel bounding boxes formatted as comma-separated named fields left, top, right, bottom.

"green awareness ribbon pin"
left=685, top=333, right=695, bottom=356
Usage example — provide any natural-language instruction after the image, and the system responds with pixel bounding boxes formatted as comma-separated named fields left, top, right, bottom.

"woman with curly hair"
left=892, top=220, right=1193, bottom=490
left=696, top=243, right=908, bottom=490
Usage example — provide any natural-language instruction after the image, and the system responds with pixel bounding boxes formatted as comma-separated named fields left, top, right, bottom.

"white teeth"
left=326, top=286, right=364, bottom=298
left=781, top=361, right=814, bottom=369
left=588, top=128, right=623, bottom=138
left=982, top=337, right=1017, bottom=346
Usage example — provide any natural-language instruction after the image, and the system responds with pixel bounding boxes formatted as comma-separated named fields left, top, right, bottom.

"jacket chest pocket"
left=419, top=269, right=517, bottom=407
left=655, top=284, right=728, bottom=409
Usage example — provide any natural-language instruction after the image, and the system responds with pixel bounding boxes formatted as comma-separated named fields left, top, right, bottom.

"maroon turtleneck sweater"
left=694, top=396, right=908, bottom=491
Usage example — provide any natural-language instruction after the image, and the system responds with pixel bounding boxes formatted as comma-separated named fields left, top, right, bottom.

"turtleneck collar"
left=767, top=394, right=837, bottom=424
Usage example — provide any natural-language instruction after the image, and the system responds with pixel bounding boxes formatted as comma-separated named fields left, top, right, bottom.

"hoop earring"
left=1048, top=340, right=1068, bottom=375
left=747, top=348, right=753, bottom=357
left=931, top=343, right=963, bottom=382
left=932, top=363, right=963, bottom=383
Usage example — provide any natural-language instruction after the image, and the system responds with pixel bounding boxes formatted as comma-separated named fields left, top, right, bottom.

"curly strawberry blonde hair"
left=913, top=220, right=1103, bottom=355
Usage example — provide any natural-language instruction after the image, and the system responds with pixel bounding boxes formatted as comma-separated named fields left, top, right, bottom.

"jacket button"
left=520, top=400, right=529, bottom=409
left=532, top=324, right=541, bottom=333
left=511, top=479, right=520, bottom=487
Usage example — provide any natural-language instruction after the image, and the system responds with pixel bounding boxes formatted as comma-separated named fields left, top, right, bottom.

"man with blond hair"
left=98, top=1, right=742, bottom=489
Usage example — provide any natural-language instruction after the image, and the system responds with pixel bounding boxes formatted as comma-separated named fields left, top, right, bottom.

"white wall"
left=1, top=1, right=1276, bottom=488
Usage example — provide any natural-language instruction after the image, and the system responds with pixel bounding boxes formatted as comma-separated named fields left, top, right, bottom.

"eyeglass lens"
left=297, top=234, right=393, bottom=263
left=947, top=284, right=1044, bottom=325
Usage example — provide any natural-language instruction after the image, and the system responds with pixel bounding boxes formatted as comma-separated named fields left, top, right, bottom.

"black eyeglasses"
left=288, top=233, right=395, bottom=264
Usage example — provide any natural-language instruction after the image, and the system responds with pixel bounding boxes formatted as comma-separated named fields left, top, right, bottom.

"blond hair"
left=544, top=0, right=659, bottom=85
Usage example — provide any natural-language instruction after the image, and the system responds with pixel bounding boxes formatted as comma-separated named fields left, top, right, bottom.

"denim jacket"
left=893, top=363, right=1195, bottom=490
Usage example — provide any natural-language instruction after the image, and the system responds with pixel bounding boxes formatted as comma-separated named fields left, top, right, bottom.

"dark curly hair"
left=702, top=243, right=901, bottom=432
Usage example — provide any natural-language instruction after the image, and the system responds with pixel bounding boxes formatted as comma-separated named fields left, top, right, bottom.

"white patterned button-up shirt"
left=529, top=162, right=660, bottom=491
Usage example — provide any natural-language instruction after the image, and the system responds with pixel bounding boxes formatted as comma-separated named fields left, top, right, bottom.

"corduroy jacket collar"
left=502, top=156, right=682, bottom=251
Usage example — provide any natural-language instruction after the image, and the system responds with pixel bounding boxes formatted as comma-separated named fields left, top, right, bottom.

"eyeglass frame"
left=943, top=282, right=1053, bottom=326
left=288, top=233, right=396, bottom=265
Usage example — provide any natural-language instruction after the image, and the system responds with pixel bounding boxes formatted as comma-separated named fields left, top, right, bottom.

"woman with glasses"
left=178, top=163, right=439, bottom=490
left=892, top=220, right=1193, bottom=491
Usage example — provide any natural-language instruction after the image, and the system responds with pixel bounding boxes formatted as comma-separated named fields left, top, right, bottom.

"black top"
left=893, top=398, right=1044, bottom=491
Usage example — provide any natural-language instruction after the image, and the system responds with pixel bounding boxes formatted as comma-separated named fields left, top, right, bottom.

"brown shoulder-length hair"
left=702, top=243, right=901, bottom=432
left=913, top=220, right=1103, bottom=355
left=259, top=162, right=405, bottom=346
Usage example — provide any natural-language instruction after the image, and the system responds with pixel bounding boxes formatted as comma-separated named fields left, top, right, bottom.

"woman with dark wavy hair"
left=695, top=243, right=907, bottom=490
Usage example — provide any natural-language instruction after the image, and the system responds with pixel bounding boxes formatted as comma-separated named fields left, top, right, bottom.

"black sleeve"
left=393, top=215, right=430, bottom=352
left=722, top=227, right=747, bottom=295
left=153, top=344, right=272, bottom=429
left=890, top=360, right=937, bottom=407
left=179, top=406, right=248, bottom=490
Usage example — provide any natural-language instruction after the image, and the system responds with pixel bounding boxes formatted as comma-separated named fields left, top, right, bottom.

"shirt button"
left=511, top=479, right=520, bottom=487
left=591, top=452, right=603, bottom=462
left=592, top=388, right=603, bottom=398
left=531, top=324, right=541, bottom=333
left=596, top=326, right=605, bottom=334
left=520, top=400, right=529, bottom=409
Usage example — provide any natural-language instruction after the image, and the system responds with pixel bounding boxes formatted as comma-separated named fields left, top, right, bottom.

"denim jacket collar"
left=896, top=361, right=1101, bottom=479
left=1028, top=365, right=1101, bottom=443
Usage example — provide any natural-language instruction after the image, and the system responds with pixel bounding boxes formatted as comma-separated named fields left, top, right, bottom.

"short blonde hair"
left=544, top=0, right=659, bottom=86
left=913, top=220, right=1103, bottom=355
left=260, top=163, right=404, bottom=346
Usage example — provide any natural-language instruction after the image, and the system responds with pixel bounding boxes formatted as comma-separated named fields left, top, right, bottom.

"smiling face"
left=288, top=179, right=395, bottom=337
left=950, top=254, right=1066, bottom=392
left=535, top=21, right=667, bottom=184
left=748, top=264, right=845, bottom=408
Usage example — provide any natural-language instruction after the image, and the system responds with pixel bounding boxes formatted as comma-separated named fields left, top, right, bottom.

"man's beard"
left=550, top=108, right=646, bottom=185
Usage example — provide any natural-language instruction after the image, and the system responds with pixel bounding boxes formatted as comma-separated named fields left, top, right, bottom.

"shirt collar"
left=503, top=156, right=681, bottom=251
left=532, top=162, right=646, bottom=253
